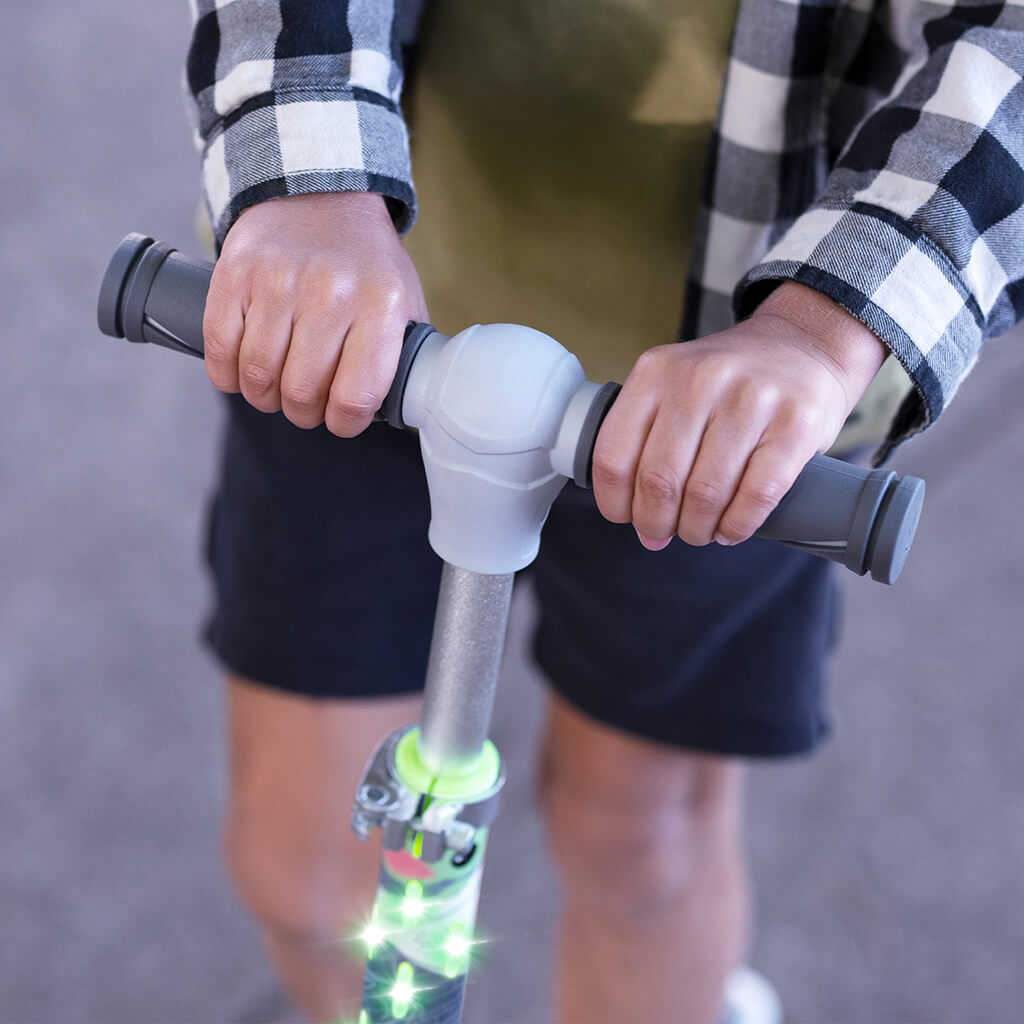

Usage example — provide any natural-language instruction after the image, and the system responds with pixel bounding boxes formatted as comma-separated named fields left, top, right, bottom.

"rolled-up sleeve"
left=735, top=3, right=1024, bottom=462
left=186, top=0, right=422, bottom=245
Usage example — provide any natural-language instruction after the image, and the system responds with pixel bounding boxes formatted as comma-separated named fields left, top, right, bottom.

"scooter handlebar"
left=97, top=233, right=432, bottom=425
left=97, top=233, right=924, bottom=583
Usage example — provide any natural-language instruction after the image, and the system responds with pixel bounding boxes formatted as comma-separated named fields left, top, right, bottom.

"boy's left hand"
left=592, top=283, right=888, bottom=550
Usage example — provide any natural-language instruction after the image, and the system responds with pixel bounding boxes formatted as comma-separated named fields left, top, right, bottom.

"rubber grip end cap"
left=866, top=475, right=925, bottom=584
left=97, top=233, right=153, bottom=339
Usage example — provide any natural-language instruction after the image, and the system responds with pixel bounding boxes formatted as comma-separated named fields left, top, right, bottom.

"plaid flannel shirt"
left=187, top=0, right=1024, bottom=462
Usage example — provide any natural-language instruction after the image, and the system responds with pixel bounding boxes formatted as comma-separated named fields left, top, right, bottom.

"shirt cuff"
left=199, top=87, right=417, bottom=247
left=734, top=201, right=982, bottom=464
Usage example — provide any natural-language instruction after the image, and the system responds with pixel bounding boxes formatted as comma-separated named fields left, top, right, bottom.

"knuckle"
left=775, top=398, right=822, bottom=440
left=202, top=325, right=235, bottom=368
left=636, top=465, right=681, bottom=506
left=326, top=390, right=377, bottom=434
left=691, top=354, right=735, bottom=393
left=223, top=244, right=296, bottom=297
left=629, top=348, right=664, bottom=382
left=591, top=453, right=631, bottom=493
left=212, top=247, right=250, bottom=286
left=683, top=477, right=726, bottom=517
left=343, top=276, right=408, bottom=328
left=322, top=272, right=357, bottom=310
left=370, top=277, right=406, bottom=314
left=239, top=361, right=278, bottom=396
left=736, top=378, right=776, bottom=416
left=309, top=260, right=363, bottom=309
left=741, top=477, right=788, bottom=512
left=258, top=278, right=298, bottom=321
left=281, top=379, right=326, bottom=412
left=268, top=260, right=298, bottom=294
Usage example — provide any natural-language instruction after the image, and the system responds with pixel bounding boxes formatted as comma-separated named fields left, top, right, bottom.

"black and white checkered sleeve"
left=186, top=0, right=422, bottom=246
left=736, top=2, right=1024, bottom=461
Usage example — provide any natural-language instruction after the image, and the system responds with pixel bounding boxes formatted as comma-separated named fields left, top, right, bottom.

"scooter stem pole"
left=417, top=565, right=515, bottom=777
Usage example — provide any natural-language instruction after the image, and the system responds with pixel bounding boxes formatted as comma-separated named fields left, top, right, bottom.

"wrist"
left=750, top=282, right=888, bottom=409
left=232, top=189, right=395, bottom=234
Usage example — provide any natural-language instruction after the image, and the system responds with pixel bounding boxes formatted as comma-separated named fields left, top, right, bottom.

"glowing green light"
left=390, top=961, right=415, bottom=1019
left=402, top=880, right=425, bottom=922
left=362, top=920, right=385, bottom=953
left=359, top=904, right=386, bottom=959
left=444, top=924, right=470, bottom=959
left=442, top=923, right=473, bottom=978
left=412, top=831, right=424, bottom=857
left=359, top=1012, right=370, bottom=1024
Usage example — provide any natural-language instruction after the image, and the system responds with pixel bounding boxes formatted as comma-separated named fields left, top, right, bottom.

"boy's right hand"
left=203, top=191, right=428, bottom=437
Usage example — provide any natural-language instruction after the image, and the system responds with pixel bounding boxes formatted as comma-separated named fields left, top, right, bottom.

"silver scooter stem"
left=417, top=565, right=515, bottom=776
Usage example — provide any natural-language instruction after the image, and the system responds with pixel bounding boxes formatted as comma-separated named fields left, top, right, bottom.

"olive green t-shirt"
left=404, top=0, right=739, bottom=386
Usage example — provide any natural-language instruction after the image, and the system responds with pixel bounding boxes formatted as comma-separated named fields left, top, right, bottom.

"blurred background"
left=2, top=3, right=1023, bottom=1022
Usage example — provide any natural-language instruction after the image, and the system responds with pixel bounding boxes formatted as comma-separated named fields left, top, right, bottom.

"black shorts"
left=205, top=394, right=838, bottom=758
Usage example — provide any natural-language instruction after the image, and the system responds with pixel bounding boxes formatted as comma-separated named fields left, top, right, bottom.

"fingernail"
left=714, top=533, right=736, bottom=546
left=635, top=529, right=671, bottom=552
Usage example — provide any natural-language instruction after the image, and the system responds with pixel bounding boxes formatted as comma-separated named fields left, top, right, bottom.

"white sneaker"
left=721, top=965, right=783, bottom=1024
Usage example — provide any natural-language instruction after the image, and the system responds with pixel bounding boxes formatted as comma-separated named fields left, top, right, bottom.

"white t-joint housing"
left=401, top=323, right=599, bottom=574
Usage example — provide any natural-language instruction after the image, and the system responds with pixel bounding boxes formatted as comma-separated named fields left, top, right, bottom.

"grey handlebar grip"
left=98, top=233, right=211, bottom=357
left=97, top=233, right=433, bottom=421
left=756, top=455, right=924, bottom=584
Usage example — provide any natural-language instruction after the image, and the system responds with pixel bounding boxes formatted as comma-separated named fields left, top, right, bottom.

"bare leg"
left=538, top=691, right=751, bottom=1024
left=222, top=674, right=423, bottom=1022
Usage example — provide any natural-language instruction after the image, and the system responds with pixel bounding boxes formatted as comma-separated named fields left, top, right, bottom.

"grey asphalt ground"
left=3, top=4, right=1023, bottom=1023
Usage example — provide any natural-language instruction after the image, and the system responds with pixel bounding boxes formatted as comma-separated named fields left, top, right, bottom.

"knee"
left=222, top=801, right=375, bottom=945
left=537, top=751, right=742, bottom=924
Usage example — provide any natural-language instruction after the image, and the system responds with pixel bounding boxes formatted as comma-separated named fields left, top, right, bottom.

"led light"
left=362, top=921, right=385, bottom=952
left=442, top=923, right=474, bottom=978
left=401, top=880, right=425, bottom=921
left=444, top=926, right=471, bottom=960
left=358, top=904, right=387, bottom=959
left=390, top=961, right=416, bottom=1019
left=391, top=977, right=415, bottom=1002
left=402, top=896, right=424, bottom=920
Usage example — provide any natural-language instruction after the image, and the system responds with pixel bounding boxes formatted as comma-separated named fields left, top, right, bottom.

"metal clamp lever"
left=352, top=727, right=505, bottom=863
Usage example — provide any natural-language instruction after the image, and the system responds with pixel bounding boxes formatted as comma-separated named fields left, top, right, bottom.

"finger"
left=279, top=310, right=347, bottom=429
left=714, top=437, right=810, bottom=544
left=677, top=409, right=767, bottom=546
left=590, top=387, right=658, bottom=525
left=324, top=316, right=403, bottom=438
left=236, top=293, right=295, bottom=414
left=629, top=409, right=705, bottom=544
left=202, top=262, right=247, bottom=393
